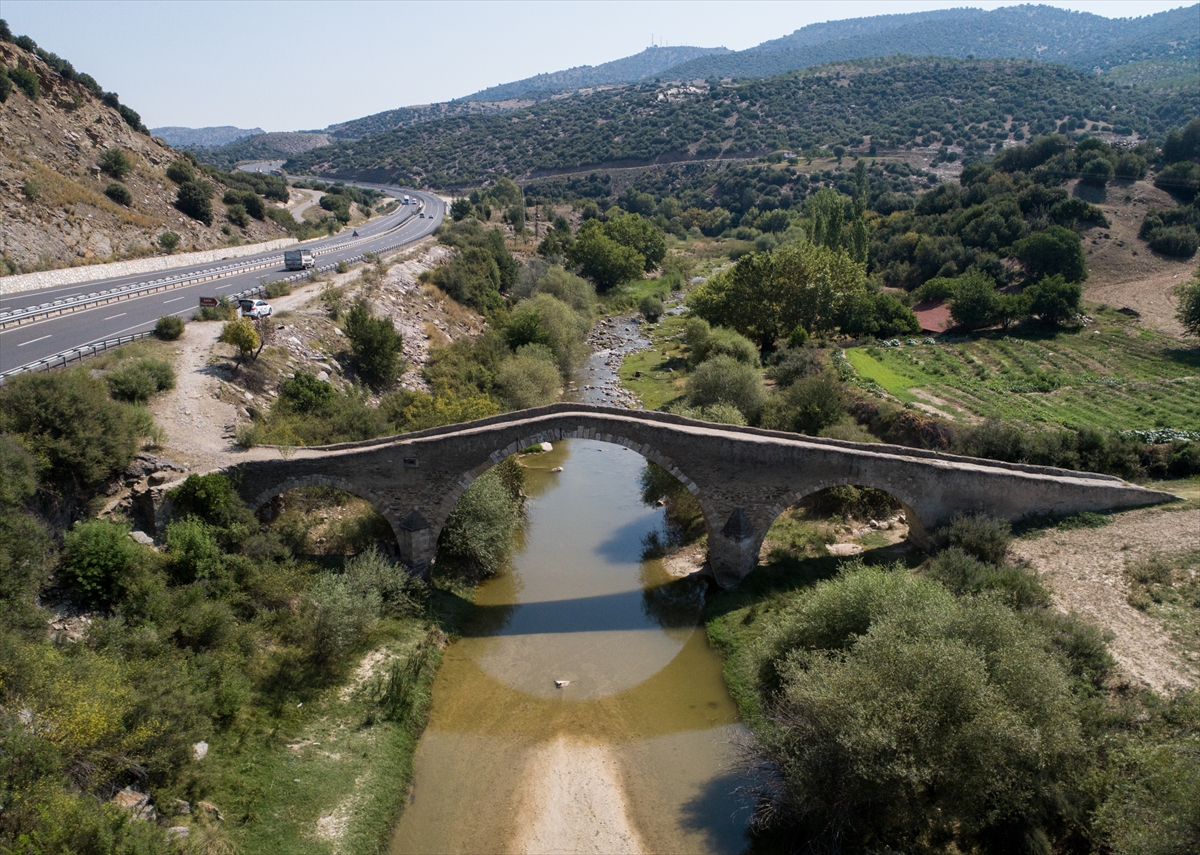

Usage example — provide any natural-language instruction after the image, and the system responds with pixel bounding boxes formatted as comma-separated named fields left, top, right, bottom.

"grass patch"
left=617, top=312, right=690, bottom=411
left=844, top=347, right=921, bottom=402
left=28, top=162, right=156, bottom=228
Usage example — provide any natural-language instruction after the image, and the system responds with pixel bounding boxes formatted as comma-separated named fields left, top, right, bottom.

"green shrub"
left=438, top=466, right=522, bottom=572
left=225, top=202, right=250, bottom=228
left=305, top=573, right=380, bottom=665
left=21, top=179, right=39, bottom=201
left=639, top=294, right=665, bottom=322
left=345, top=546, right=423, bottom=617
left=165, top=158, right=194, bottom=184
left=497, top=346, right=561, bottom=409
left=264, top=279, right=292, bottom=298
left=154, top=315, right=184, bottom=340
left=167, top=472, right=257, bottom=547
left=9, top=65, right=38, bottom=100
left=0, top=66, right=11, bottom=103
left=158, top=231, right=180, bottom=252
left=344, top=300, right=403, bottom=390
left=1149, top=225, right=1199, bottom=259
left=925, top=547, right=1051, bottom=609
left=685, top=355, right=766, bottom=422
left=280, top=371, right=335, bottom=414
left=686, top=322, right=759, bottom=368
left=0, top=370, right=142, bottom=492
left=103, top=182, right=131, bottom=206
left=195, top=294, right=235, bottom=321
left=105, top=358, right=175, bottom=403
left=336, top=260, right=350, bottom=274
left=98, top=147, right=131, bottom=179
left=62, top=519, right=148, bottom=607
left=751, top=564, right=1084, bottom=851
left=761, top=372, right=847, bottom=435
left=939, top=512, right=1012, bottom=565
left=164, top=517, right=223, bottom=583
left=175, top=180, right=214, bottom=226
left=1025, top=609, right=1114, bottom=692
left=767, top=348, right=822, bottom=389
left=503, top=293, right=591, bottom=378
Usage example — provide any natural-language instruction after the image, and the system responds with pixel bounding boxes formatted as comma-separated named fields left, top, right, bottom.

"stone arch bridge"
left=229, top=403, right=1176, bottom=587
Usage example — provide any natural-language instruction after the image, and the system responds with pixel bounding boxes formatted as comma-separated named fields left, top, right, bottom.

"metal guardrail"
left=0, top=331, right=158, bottom=385
left=0, top=213, right=437, bottom=385
left=0, top=203, right=422, bottom=330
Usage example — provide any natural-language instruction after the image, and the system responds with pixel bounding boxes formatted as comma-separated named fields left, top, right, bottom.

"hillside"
left=152, top=125, right=264, bottom=147
left=463, top=45, right=730, bottom=103
left=285, top=58, right=1198, bottom=188
left=186, top=130, right=334, bottom=169
left=665, top=4, right=1199, bottom=81
left=0, top=36, right=289, bottom=273
left=324, top=99, right=537, bottom=141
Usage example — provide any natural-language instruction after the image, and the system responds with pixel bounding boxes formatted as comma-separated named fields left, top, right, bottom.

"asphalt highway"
left=0, top=185, right=444, bottom=375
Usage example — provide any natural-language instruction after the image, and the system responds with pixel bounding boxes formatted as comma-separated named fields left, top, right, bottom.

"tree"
left=689, top=241, right=867, bottom=349
left=949, top=270, right=1001, bottom=330
left=1079, top=156, right=1114, bottom=189
left=1013, top=226, right=1086, bottom=283
left=497, top=346, right=561, bottom=409
left=98, top=147, right=131, bottom=179
left=1025, top=274, right=1081, bottom=327
left=639, top=294, right=664, bottom=322
left=176, top=180, right=214, bottom=226
left=158, top=231, right=180, bottom=252
left=603, top=213, right=666, bottom=271
left=1176, top=272, right=1200, bottom=340
left=344, top=300, right=403, bottom=390
left=450, top=197, right=472, bottom=221
left=218, top=317, right=259, bottom=369
left=568, top=221, right=645, bottom=291
left=760, top=372, right=846, bottom=435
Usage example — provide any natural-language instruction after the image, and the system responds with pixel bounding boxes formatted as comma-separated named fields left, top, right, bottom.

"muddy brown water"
left=388, top=439, right=752, bottom=854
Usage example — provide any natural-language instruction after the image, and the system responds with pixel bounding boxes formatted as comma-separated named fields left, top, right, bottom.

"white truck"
left=403, top=195, right=411, bottom=205
left=284, top=249, right=315, bottom=270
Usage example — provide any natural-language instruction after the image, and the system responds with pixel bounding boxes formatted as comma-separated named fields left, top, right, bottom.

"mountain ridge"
left=152, top=125, right=264, bottom=148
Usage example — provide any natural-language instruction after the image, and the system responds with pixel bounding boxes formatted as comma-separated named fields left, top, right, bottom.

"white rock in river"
left=539, top=442, right=553, bottom=452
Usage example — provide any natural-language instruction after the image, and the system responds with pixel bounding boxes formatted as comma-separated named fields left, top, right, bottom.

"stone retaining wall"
left=0, top=237, right=299, bottom=295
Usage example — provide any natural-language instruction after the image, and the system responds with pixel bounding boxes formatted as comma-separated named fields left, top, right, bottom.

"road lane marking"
left=18, top=334, right=52, bottom=347
left=163, top=296, right=186, bottom=304
left=104, top=312, right=127, bottom=320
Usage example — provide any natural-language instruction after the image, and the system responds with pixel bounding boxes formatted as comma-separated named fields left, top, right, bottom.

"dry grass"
left=26, top=162, right=157, bottom=229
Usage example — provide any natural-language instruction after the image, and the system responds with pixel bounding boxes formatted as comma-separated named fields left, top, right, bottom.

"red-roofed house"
left=913, top=300, right=953, bottom=334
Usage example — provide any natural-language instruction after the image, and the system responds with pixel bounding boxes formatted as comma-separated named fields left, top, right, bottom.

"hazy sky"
left=3, top=1, right=1192, bottom=131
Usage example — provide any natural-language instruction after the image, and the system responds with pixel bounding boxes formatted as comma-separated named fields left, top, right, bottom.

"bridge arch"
left=423, top=428, right=722, bottom=567
left=249, top=474, right=404, bottom=547
left=763, top=478, right=931, bottom=553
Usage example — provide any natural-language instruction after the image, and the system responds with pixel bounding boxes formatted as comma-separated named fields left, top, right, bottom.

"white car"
left=239, top=299, right=272, bottom=319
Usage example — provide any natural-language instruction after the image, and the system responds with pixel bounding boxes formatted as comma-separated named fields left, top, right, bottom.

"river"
left=388, top=437, right=753, bottom=853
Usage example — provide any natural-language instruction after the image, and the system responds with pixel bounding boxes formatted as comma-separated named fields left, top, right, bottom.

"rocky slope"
left=0, top=40, right=288, bottom=274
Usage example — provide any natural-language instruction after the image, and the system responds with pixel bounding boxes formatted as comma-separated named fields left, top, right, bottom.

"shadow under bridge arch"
left=248, top=473, right=405, bottom=551
left=422, top=426, right=721, bottom=572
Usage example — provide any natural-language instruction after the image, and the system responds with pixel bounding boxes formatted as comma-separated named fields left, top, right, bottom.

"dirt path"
left=1011, top=506, right=1200, bottom=692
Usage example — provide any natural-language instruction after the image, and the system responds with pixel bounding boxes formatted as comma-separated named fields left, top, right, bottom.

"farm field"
left=843, top=308, right=1200, bottom=432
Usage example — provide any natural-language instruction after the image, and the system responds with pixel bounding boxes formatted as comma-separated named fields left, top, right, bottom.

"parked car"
left=239, top=299, right=272, bottom=319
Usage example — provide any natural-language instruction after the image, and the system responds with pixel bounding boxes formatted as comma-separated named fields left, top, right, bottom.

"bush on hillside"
left=158, top=231, right=180, bottom=252
left=9, top=65, right=37, bottom=100
left=344, top=300, right=403, bottom=390
left=175, top=180, right=214, bottom=226
left=62, top=519, right=153, bottom=608
left=0, top=66, right=12, bottom=103
left=98, top=147, right=131, bottom=179
left=639, top=294, right=664, bottom=322
left=938, top=512, right=1012, bottom=565
left=165, top=158, right=195, bottom=184
left=103, top=182, right=132, bottom=206
left=1149, top=225, right=1199, bottom=258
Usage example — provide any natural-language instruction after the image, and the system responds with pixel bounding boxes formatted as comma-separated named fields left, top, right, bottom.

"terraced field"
left=843, top=311, right=1200, bottom=432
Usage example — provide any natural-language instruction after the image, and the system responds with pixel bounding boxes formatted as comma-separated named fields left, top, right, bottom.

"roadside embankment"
left=0, top=237, right=299, bottom=295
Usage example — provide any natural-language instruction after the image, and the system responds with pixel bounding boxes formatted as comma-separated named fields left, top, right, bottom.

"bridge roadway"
left=0, top=184, right=443, bottom=375
left=225, top=403, right=1178, bottom=586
